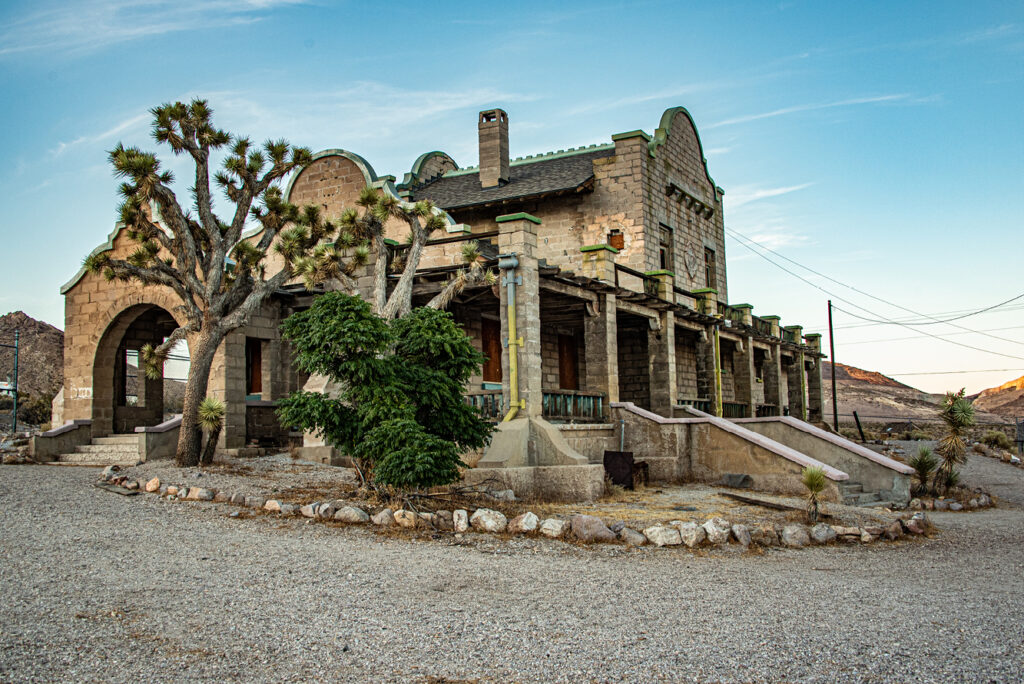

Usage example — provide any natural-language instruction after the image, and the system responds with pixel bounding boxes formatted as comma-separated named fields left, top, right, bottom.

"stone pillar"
left=498, top=213, right=543, bottom=419
left=732, top=335, right=756, bottom=418
left=648, top=310, right=677, bottom=416
left=695, top=325, right=721, bottom=416
left=584, top=293, right=619, bottom=404
left=580, top=244, right=618, bottom=283
left=786, top=352, right=808, bottom=422
left=804, top=334, right=824, bottom=423
left=210, top=331, right=247, bottom=449
left=762, top=344, right=783, bottom=415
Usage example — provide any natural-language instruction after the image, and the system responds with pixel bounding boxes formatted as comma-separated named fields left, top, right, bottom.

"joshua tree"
left=908, top=445, right=938, bottom=497
left=85, top=100, right=486, bottom=466
left=197, top=396, right=226, bottom=466
left=933, top=389, right=974, bottom=493
left=802, top=466, right=826, bottom=523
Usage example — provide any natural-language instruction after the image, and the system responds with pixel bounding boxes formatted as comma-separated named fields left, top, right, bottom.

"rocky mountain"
left=0, top=311, right=64, bottom=401
left=822, top=361, right=1006, bottom=425
left=0, top=311, right=185, bottom=414
left=970, top=375, right=1024, bottom=421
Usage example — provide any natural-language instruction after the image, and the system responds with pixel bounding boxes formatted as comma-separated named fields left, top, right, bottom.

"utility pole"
left=827, top=301, right=838, bottom=431
left=12, top=329, right=18, bottom=434
left=1, top=330, right=18, bottom=433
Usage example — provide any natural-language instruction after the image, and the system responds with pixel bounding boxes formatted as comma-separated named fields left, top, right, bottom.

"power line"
left=725, top=230, right=1024, bottom=362
left=840, top=325, right=1024, bottom=346
left=832, top=304, right=1024, bottom=362
left=883, top=368, right=1024, bottom=376
left=726, top=228, right=1024, bottom=347
left=806, top=303, right=1024, bottom=333
left=726, top=227, right=1024, bottom=327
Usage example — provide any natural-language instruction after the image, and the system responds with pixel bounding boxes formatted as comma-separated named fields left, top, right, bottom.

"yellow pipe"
left=499, top=254, right=525, bottom=422
left=713, top=325, right=723, bottom=418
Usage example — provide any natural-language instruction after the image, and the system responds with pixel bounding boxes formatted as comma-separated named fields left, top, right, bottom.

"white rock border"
left=98, top=468, right=933, bottom=552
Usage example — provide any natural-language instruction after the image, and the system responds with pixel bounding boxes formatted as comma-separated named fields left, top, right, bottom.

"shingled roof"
left=411, top=146, right=614, bottom=211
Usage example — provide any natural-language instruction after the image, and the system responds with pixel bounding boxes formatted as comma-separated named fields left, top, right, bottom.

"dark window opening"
left=481, top=318, right=503, bottom=383
left=246, top=337, right=263, bottom=395
left=558, top=334, right=579, bottom=390
left=704, top=247, right=716, bottom=289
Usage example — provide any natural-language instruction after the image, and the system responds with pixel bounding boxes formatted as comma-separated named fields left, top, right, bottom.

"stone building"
left=39, top=105, right=913, bottom=504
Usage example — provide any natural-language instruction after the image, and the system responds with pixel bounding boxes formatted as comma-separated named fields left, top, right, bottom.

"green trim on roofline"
left=691, top=287, right=718, bottom=295
left=496, top=212, right=541, bottom=225
left=580, top=244, right=619, bottom=254
left=730, top=303, right=753, bottom=309
left=383, top=238, right=399, bottom=246
left=283, top=149, right=378, bottom=203
left=441, top=143, right=615, bottom=177
left=644, top=269, right=674, bottom=277
left=760, top=315, right=781, bottom=320
left=397, top=150, right=459, bottom=190
left=647, top=106, right=720, bottom=198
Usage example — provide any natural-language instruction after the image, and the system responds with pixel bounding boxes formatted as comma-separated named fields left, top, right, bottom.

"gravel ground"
left=1, top=456, right=1022, bottom=683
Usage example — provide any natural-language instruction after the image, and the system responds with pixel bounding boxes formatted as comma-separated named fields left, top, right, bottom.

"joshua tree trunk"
left=200, top=423, right=222, bottom=465
left=176, top=331, right=222, bottom=467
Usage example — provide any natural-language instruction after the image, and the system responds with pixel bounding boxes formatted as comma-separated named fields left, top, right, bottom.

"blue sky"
left=1, top=0, right=1021, bottom=394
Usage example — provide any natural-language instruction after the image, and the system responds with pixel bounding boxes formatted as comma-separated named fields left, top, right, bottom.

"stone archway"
left=92, top=304, right=183, bottom=436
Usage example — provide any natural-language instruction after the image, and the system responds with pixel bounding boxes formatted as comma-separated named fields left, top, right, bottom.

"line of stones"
left=100, top=468, right=931, bottom=549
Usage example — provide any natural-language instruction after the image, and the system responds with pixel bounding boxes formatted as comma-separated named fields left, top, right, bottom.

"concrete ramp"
left=612, top=403, right=848, bottom=500
left=733, top=416, right=913, bottom=505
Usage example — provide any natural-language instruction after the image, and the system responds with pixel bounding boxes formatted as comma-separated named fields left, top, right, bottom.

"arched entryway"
left=92, top=304, right=188, bottom=436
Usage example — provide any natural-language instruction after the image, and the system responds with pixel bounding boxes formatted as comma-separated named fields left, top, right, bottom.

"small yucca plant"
left=802, top=466, right=827, bottom=523
left=197, top=396, right=226, bottom=466
left=908, top=446, right=938, bottom=497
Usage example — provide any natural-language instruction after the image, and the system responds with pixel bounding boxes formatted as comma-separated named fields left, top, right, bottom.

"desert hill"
left=0, top=311, right=185, bottom=417
left=0, top=311, right=63, bottom=400
left=970, top=375, right=1024, bottom=421
left=822, top=361, right=1006, bottom=425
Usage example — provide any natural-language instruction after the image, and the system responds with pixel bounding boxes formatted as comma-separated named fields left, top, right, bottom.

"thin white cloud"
left=707, top=94, right=911, bottom=129
left=0, top=0, right=307, bottom=57
left=50, top=112, right=150, bottom=157
left=726, top=182, right=814, bottom=208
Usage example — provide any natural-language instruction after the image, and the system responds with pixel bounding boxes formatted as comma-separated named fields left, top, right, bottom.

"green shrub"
left=277, top=293, right=494, bottom=491
left=981, top=430, right=1012, bottom=450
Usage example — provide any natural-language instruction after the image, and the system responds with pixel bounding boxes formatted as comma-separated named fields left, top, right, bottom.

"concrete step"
left=56, top=452, right=139, bottom=466
left=838, top=483, right=864, bottom=494
left=93, top=435, right=138, bottom=445
left=76, top=444, right=139, bottom=455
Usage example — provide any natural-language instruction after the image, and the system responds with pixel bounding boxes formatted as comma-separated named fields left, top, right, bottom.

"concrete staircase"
left=838, top=481, right=893, bottom=508
left=52, top=434, right=141, bottom=467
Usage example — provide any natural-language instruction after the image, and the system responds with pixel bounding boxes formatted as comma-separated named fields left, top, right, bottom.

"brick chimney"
left=478, top=109, right=509, bottom=188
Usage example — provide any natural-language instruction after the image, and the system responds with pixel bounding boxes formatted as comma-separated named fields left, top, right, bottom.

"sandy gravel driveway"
left=1, top=456, right=1022, bottom=682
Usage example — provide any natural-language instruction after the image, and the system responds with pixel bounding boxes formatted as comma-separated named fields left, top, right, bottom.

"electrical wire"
left=840, top=325, right=1024, bottom=346
left=725, top=226, right=1024, bottom=326
left=726, top=230, right=1024, bottom=362
left=726, top=228, right=1024, bottom=348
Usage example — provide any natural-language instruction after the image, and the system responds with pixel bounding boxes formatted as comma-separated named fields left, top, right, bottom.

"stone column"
left=695, top=326, right=720, bottom=416
left=584, top=293, right=619, bottom=404
left=762, top=344, right=783, bottom=416
left=580, top=244, right=618, bottom=283
left=648, top=310, right=677, bottom=417
left=498, top=213, right=543, bottom=418
left=804, top=334, right=824, bottom=423
left=786, top=352, right=808, bottom=422
left=732, top=335, right=756, bottom=418
left=209, top=331, right=247, bottom=449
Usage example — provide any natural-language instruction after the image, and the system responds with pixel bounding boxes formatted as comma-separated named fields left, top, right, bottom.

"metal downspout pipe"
left=498, top=254, right=525, bottom=422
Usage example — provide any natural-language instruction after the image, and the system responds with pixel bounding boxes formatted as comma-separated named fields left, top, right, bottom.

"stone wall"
left=675, top=329, right=700, bottom=399
left=616, top=323, right=650, bottom=409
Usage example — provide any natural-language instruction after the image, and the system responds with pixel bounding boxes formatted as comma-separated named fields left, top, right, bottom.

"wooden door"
left=558, top=334, right=579, bottom=390
left=481, top=318, right=502, bottom=383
